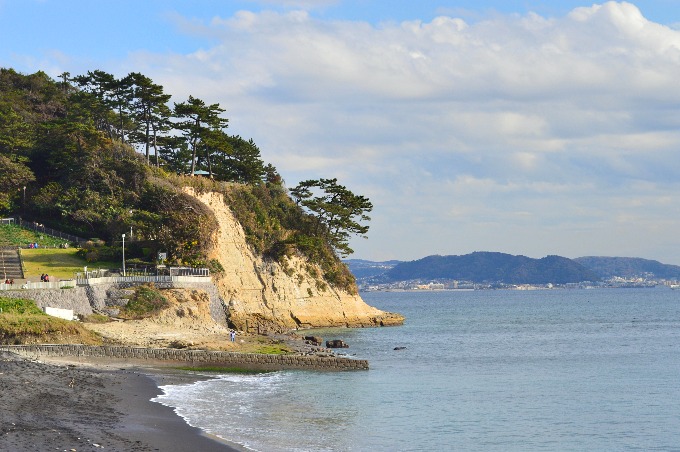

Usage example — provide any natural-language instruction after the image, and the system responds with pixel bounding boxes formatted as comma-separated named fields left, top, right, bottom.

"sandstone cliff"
left=187, top=189, right=404, bottom=333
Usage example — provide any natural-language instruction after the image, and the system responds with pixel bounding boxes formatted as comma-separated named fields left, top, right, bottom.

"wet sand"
left=0, top=351, right=238, bottom=451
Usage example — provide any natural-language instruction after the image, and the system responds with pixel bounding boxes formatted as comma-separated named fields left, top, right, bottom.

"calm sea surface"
left=153, top=288, right=680, bottom=451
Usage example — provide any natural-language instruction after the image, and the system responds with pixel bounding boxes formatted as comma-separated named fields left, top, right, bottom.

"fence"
left=74, top=274, right=212, bottom=286
left=73, top=267, right=210, bottom=280
left=166, top=267, right=210, bottom=277
left=12, top=217, right=87, bottom=245
left=0, top=280, right=75, bottom=291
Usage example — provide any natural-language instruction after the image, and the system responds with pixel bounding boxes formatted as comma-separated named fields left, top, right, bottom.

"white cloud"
left=246, top=0, right=338, bottom=10
left=97, top=2, right=680, bottom=263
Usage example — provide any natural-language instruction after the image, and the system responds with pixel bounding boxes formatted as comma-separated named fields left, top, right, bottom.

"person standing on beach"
left=230, top=330, right=236, bottom=342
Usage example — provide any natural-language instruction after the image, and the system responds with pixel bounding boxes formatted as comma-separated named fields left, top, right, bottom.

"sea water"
left=152, top=288, right=680, bottom=451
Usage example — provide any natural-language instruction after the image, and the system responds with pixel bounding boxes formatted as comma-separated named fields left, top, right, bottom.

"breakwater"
left=0, top=344, right=369, bottom=371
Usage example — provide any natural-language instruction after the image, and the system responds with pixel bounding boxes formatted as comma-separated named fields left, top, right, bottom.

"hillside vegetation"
left=21, top=248, right=119, bottom=279
left=0, top=297, right=101, bottom=345
left=575, top=256, right=680, bottom=279
left=380, top=252, right=600, bottom=284
left=0, top=68, right=368, bottom=291
left=0, top=223, right=65, bottom=248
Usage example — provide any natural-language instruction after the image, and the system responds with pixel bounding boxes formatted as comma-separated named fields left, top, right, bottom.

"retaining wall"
left=0, top=281, right=228, bottom=327
left=0, top=344, right=369, bottom=371
left=0, top=287, right=94, bottom=314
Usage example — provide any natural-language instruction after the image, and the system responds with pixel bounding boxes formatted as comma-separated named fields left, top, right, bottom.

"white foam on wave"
left=152, top=372, right=289, bottom=451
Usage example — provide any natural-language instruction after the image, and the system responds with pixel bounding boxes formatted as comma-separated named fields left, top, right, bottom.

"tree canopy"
left=291, top=178, right=372, bottom=257
left=0, top=67, right=369, bottom=289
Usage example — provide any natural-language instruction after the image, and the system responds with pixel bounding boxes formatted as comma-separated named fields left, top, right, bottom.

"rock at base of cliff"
left=304, top=336, right=323, bottom=346
left=326, top=339, right=349, bottom=348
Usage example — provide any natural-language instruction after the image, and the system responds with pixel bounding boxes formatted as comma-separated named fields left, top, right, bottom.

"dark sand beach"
left=0, top=351, right=238, bottom=451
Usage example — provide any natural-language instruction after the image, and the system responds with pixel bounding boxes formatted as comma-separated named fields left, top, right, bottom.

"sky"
left=2, top=0, right=680, bottom=264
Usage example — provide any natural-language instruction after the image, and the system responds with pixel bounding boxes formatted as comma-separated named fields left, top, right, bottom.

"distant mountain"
left=574, top=256, right=680, bottom=279
left=379, top=252, right=600, bottom=284
left=344, top=259, right=401, bottom=279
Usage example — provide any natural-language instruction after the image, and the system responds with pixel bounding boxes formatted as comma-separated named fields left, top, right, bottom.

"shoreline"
left=0, top=351, right=242, bottom=451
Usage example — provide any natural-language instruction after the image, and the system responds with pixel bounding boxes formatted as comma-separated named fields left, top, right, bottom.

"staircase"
left=0, top=247, right=24, bottom=280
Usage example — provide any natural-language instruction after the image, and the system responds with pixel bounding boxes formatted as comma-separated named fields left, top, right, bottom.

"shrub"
left=81, top=313, right=111, bottom=323
left=0, top=297, right=101, bottom=344
left=118, top=284, right=169, bottom=319
left=207, top=258, right=225, bottom=275
left=222, top=183, right=357, bottom=293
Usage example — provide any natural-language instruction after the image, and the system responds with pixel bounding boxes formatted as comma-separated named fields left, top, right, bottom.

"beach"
left=0, top=351, right=238, bottom=452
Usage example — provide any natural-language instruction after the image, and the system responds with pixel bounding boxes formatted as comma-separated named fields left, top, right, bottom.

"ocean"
left=152, top=288, right=680, bottom=451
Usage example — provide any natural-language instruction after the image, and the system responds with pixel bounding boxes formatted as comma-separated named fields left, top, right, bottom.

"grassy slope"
left=0, top=223, right=119, bottom=279
left=0, top=224, right=66, bottom=247
left=21, top=248, right=118, bottom=279
left=0, top=296, right=101, bottom=345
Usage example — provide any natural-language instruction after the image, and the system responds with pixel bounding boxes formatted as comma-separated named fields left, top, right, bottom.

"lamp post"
left=121, top=233, right=126, bottom=277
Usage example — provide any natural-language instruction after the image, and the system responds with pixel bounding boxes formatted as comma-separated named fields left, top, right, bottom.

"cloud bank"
left=63, top=2, right=680, bottom=262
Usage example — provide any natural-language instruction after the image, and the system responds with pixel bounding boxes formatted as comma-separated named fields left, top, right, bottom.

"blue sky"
left=2, top=1, right=680, bottom=264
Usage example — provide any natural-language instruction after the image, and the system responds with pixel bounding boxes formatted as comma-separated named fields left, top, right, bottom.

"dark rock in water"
left=393, top=346, right=407, bottom=351
left=304, top=336, right=323, bottom=346
left=326, top=339, right=349, bottom=348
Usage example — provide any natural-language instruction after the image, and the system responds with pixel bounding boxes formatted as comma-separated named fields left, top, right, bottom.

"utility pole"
left=122, top=234, right=126, bottom=276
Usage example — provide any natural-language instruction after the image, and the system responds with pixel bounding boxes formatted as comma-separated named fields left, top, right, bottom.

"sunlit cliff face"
left=188, top=189, right=403, bottom=333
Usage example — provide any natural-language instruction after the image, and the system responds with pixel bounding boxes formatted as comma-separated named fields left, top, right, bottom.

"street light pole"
left=122, top=233, right=126, bottom=277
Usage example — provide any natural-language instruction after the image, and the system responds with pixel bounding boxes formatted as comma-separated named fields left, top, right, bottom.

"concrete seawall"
left=0, top=281, right=229, bottom=327
left=0, top=344, right=369, bottom=371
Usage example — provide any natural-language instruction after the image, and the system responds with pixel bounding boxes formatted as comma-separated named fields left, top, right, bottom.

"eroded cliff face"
left=186, top=189, right=404, bottom=333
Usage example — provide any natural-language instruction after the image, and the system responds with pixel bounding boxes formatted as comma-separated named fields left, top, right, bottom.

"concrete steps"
left=0, top=248, right=23, bottom=280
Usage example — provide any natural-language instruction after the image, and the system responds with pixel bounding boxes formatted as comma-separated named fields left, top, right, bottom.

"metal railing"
left=12, top=217, right=88, bottom=245
left=73, top=267, right=210, bottom=279
left=0, top=280, right=76, bottom=291
left=75, top=275, right=212, bottom=286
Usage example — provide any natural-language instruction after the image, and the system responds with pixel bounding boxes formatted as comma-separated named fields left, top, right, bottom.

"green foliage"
left=0, top=297, right=44, bottom=315
left=0, top=224, right=67, bottom=248
left=223, top=183, right=357, bottom=293
left=209, top=135, right=266, bottom=183
left=0, top=296, right=101, bottom=344
left=384, top=252, right=600, bottom=284
left=75, top=244, right=121, bottom=263
left=118, top=284, right=169, bottom=319
left=21, top=248, right=118, bottom=279
left=0, top=68, right=245, bottom=265
left=81, top=313, right=111, bottom=323
left=0, top=67, right=366, bottom=293
left=174, top=95, right=228, bottom=176
left=207, top=258, right=225, bottom=275
left=0, top=155, right=34, bottom=211
left=291, top=178, right=372, bottom=257
left=254, top=344, right=292, bottom=355
left=138, top=178, right=219, bottom=264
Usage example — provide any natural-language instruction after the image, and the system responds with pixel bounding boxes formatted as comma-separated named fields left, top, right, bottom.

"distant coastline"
left=347, top=253, right=680, bottom=292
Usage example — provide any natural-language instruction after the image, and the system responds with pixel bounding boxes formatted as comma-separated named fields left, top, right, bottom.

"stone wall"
left=0, top=281, right=229, bottom=327
left=0, top=287, right=93, bottom=314
left=0, top=344, right=369, bottom=371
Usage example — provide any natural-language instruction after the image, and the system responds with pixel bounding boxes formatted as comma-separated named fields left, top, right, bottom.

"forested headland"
left=0, top=68, right=371, bottom=291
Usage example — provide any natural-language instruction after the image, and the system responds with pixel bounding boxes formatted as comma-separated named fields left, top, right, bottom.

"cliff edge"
left=188, top=189, right=404, bottom=333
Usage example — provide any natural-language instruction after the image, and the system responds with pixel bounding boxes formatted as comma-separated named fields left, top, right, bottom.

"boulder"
left=304, top=336, right=323, bottom=346
left=326, top=339, right=349, bottom=348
